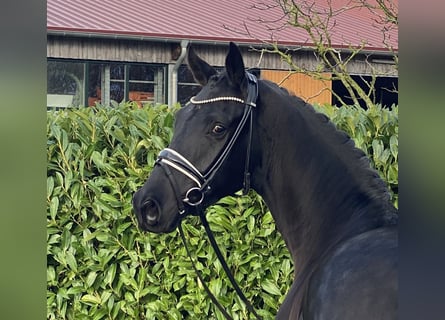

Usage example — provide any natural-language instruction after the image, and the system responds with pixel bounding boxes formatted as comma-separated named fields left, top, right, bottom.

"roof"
left=47, top=0, right=398, bottom=52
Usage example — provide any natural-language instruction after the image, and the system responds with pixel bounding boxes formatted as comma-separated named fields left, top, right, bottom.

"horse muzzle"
left=132, top=147, right=212, bottom=233
left=132, top=181, right=182, bottom=234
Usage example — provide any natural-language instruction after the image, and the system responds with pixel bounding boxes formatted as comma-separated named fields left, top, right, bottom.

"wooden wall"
left=261, top=70, right=332, bottom=105
left=47, top=35, right=397, bottom=77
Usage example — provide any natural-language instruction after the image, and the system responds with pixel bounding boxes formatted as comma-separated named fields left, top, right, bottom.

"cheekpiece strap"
left=245, top=71, right=258, bottom=107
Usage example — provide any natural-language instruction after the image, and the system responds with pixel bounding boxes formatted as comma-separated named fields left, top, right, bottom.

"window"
left=47, top=61, right=85, bottom=109
left=47, top=60, right=166, bottom=109
left=88, top=63, right=126, bottom=106
left=332, top=76, right=398, bottom=108
left=128, top=65, right=165, bottom=106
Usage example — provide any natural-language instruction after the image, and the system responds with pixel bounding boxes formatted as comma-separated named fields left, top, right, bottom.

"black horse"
left=133, top=42, right=398, bottom=319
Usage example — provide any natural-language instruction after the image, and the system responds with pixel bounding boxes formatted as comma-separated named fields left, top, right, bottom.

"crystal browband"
left=190, top=96, right=256, bottom=107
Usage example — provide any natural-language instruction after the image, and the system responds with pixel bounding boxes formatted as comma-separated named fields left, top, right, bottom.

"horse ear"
left=187, top=45, right=217, bottom=86
left=225, top=42, right=246, bottom=89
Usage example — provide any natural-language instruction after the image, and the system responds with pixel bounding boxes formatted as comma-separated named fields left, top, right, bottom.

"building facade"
left=47, top=0, right=398, bottom=109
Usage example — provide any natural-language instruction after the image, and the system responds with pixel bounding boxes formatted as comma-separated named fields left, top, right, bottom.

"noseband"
left=155, top=72, right=258, bottom=215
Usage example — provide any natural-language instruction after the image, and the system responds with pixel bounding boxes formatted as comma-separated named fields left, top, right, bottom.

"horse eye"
left=212, top=124, right=226, bottom=135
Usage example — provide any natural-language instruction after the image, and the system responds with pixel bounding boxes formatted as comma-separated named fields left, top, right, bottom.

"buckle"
left=183, top=187, right=204, bottom=206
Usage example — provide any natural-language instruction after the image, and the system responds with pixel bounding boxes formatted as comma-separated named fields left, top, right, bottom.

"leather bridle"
left=154, top=72, right=262, bottom=319
left=156, top=71, right=258, bottom=212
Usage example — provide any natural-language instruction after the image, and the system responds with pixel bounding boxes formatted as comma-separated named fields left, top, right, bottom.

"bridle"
left=154, top=72, right=262, bottom=319
left=156, top=71, right=258, bottom=212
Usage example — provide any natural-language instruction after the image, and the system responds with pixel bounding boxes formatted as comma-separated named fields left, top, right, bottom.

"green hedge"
left=47, top=102, right=398, bottom=319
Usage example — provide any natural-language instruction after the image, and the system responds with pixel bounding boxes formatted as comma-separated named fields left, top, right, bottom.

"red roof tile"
left=47, top=0, right=398, bottom=52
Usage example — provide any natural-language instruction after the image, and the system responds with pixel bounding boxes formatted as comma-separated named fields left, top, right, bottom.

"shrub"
left=47, top=102, right=397, bottom=319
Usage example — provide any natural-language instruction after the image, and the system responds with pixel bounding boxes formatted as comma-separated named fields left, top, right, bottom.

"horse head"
left=133, top=42, right=257, bottom=233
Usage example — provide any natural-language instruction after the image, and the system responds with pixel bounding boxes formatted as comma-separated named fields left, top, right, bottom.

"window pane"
left=177, top=65, right=223, bottom=106
left=47, top=61, right=85, bottom=108
left=110, top=64, right=125, bottom=80
left=88, top=63, right=102, bottom=106
left=178, top=64, right=196, bottom=83
left=128, top=64, right=165, bottom=105
left=110, top=64, right=125, bottom=103
left=129, top=65, right=155, bottom=81
left=110, top=81, right=125, bottom=103
left=178, top=84, right=201, bottom=106
left=87, top=63, right=126, bottom=106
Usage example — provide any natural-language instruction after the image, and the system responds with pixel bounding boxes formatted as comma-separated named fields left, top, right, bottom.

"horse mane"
left=260, top=79, right=398, bottom=226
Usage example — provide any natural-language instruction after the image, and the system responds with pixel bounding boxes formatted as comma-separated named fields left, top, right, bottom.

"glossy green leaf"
left=261, top=279, right=282, bottom=296
left=390, top=134, right=398, bottom=159
left=81, top=294, right=101, bottom=305
left=49, top=197, right=59, bottom=221
left=86, top=271, right=97, bottom=288
left=65, top=251, right=78, bottom=272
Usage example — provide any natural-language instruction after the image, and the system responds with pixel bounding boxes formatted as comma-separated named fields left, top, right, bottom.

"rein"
left=155, top=72, right=261, bottom=319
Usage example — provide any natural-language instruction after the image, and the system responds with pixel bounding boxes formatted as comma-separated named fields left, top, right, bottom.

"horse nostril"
left=142, top=199, right=160, bottom=226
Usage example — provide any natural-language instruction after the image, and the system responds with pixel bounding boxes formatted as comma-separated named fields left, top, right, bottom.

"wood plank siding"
left=47, top=36, right=397, bottom=77
left=261, top=70, right=332, bottom=105
left=47, top=36, right=173, bottom=64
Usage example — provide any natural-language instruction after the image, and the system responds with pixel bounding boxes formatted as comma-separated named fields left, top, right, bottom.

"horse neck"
left=251, top=84, right=397, bottom=270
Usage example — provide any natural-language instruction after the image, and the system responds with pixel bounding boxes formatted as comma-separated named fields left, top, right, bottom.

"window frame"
left=47, top=59, right=167, bottom=108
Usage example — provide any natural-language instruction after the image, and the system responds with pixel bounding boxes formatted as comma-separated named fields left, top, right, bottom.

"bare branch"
left=223, top=0, right=397, bottom=107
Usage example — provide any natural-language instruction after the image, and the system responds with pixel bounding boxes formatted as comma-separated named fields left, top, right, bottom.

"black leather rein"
left=155, top=72, right=262, bottom=319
